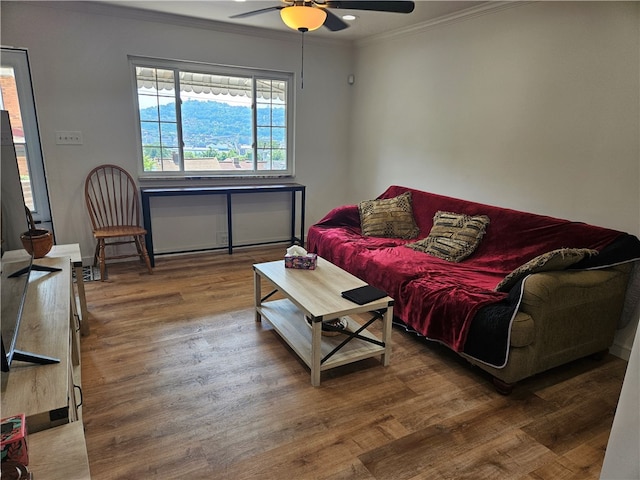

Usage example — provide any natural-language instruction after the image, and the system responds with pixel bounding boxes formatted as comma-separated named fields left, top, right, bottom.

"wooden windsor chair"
left=84, top=164, right=153, bottom=281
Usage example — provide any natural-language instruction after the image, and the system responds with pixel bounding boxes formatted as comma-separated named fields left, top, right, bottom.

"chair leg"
left=93, top=241, right=100, bottom=268
left=98, top=239, right=107, bottom=282
left=134, top=236, right=143, bottom=262
left=136, top=235, right=153, bottom=275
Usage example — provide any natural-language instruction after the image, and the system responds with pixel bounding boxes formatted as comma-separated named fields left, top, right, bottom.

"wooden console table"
left=1, top=255, right=89, bottom=476
left=28, top=422, right=91, bottom=479
left=2, top=244, right=89, bottom=335
left=141, top=184, right=306, bottom=267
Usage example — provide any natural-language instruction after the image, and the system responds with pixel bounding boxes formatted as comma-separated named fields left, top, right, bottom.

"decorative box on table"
left=285, top=253, right=317, bottom=270
left=1, top=414, right=28, bottom=466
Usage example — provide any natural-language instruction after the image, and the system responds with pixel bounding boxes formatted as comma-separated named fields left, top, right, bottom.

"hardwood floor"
left=80, top=246, right=627, bottom=479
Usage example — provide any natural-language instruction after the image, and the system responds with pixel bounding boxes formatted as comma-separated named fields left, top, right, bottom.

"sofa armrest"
left=521, top=265, right=630, bottom=310
left=518, top=265, right=631, bottom=370
left=313, top=204, right=361, bottom=228
left=463, top=265, right=632, bottom=386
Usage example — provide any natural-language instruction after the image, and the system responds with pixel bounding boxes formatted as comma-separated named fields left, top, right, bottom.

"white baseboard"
left=610, top=342, right=633, bottom=361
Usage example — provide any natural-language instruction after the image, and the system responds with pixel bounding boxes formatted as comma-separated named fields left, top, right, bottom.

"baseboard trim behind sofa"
left=611, top=341, right=634, bottom=361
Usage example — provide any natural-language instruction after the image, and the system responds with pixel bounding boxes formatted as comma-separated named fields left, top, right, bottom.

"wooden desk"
left=141, top=183, right=306, bottom=266
left=28, top=422, right=91, bottom=479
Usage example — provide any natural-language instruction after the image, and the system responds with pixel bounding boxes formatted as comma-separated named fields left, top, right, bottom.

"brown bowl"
left=1, top=460, right=30, bottom=480
left=21, top=229, right=53, bottom=258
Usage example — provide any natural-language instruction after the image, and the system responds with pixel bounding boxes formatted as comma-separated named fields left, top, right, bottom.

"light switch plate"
left=55, top=131, right=83, bottom=145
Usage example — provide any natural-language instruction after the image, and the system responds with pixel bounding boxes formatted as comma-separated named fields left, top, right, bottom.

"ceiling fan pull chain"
left=300, top=30, right=305, bottom=89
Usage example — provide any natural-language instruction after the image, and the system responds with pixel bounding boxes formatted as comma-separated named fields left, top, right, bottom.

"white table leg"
left=254, top=269, right=262, bottom=322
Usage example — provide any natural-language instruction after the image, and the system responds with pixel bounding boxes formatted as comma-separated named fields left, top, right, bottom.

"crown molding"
left=356, top=1, right=530, bottom=47
left=13, top=1, right=529, bottom=49
left=23, top=1, right=349, bottom=48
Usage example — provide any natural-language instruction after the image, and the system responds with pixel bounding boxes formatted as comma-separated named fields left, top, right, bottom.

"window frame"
left=1, top=47, right=52, bottom=228
left=129, top=56, right=295, bottom=180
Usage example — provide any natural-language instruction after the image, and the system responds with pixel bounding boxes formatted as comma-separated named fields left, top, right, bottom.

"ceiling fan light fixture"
left=280, top=5, right=327, bottom=32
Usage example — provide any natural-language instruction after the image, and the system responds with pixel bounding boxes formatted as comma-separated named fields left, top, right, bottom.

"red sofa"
left=307, top=185, right=640, bottom=392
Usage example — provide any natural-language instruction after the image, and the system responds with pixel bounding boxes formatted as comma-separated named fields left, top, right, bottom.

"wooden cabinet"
left=2, top=244, right=90, bottom=336
left=1, top=252, right=90, bottom=477
left=28, top=422, right=91, bottom=479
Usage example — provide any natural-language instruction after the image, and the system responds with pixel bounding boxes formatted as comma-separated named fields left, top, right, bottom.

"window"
left=1, top=48, right=52, bottom=229
left=130, top=57, right=294, bottom=178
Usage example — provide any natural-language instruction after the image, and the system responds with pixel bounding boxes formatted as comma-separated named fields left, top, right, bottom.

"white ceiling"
left=99, top=1, right=487, bottom=40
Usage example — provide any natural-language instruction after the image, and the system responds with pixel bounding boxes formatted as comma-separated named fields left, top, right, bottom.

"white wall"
left=601, top=7, right=640, bottom=472
left=0, top=1, right=353, bottom=257
left=348, top=1, right=640, bottom=358
left=601, top=326, right=639, bottom=479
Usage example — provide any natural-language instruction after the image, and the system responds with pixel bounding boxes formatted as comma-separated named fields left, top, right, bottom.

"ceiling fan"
left=231, top=1, right=416, bottom=33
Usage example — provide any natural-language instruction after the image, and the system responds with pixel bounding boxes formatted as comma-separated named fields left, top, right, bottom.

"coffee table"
left=253, top=256, right=393, bottom=386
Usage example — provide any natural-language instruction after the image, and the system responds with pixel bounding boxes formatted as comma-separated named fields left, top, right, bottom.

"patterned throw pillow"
left=406, top=211, right=490, bottom=262
left=495, top=248, right=598, bottom=292
left=358, top=192, right=420, bottom=239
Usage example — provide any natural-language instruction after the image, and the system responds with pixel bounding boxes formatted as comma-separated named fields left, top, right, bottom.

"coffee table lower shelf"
left=258, top=299, right=388, bottom=379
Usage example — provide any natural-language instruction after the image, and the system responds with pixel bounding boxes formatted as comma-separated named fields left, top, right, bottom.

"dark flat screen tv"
left=1, top=109, right=59, bottom=372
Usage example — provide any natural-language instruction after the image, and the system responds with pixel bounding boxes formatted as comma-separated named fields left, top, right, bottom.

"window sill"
left=137, top=174, right=295, bottom=188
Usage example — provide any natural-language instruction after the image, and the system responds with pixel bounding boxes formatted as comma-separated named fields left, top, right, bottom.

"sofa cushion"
left=405, top=211, right=490, bottom=262
left=495, top=248, right=598, bottom=292
left=358, top=192, right=420, bottom=239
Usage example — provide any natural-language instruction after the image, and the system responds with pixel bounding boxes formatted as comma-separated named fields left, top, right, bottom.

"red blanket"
left=307, top=186, right=626, bottom=353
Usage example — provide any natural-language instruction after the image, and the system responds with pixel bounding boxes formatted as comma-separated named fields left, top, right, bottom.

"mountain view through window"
left=132, top=60, right=292, bottom=177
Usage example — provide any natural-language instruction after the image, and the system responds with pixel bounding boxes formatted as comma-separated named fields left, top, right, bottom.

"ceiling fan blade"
left=230, top=6, right=284, bottom=19
left=323, top=1, right=415, bottom=14
left=322, top=9, right=350, bottom=31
